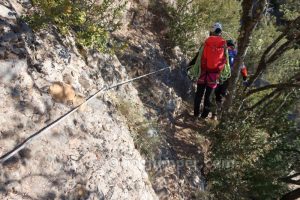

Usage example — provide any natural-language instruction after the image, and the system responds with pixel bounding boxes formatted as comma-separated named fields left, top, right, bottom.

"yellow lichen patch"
left=73, top=95, right=87, bottom=111
left=49, top=82, right=76, bottom=104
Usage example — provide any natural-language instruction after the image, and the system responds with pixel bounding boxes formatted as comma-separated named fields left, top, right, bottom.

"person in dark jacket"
left=213, top=40, right=248, bottom=119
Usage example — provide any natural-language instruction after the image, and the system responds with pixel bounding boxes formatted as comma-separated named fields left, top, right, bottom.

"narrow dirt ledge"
left=114, top=2, right=211, bottom=198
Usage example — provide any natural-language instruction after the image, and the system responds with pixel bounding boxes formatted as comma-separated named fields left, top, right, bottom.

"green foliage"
left=247, top=17, right=299, bottom=82
left=25, top=0, right=127, bottom=52
left=265, top=48, right=300, bottom=83
left=247, top=0, right=300, bottom=77
left=247, top=19, right=280, bottom=73
left=209, top=94, right=299, bottom=199
left=166, top=0, right=241, bottom=55
left=219, top=6, right=300, bottom=197
left=280, top=0, right=300, bottom=21
left=116, top=98, right=163, bottom=159
left=132, top=120, right=163, bottom=159
left=166, top=0, right=299, bottom=198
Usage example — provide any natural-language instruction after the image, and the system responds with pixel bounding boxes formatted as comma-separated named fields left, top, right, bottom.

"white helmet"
left=211, top=22, right=223, bottom=33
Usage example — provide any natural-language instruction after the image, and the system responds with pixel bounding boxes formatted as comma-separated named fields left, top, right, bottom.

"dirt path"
left=115, top=25, right=211, bottom=199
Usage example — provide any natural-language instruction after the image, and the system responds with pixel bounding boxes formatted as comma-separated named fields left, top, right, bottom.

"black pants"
left=215, top=80, right=228, bottom=104
left=194, top=84, right=214, bottom=118
left=213, top=80, right=229, bottom=116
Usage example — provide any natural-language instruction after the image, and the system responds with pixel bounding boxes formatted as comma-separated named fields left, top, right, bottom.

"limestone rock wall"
left=0, top=1, right=157, bottom=199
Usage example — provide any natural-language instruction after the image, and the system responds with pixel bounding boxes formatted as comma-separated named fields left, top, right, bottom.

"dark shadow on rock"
left=19, top=148, right=32, bottom=160
left=2, top=155, right=20, bottom=168
left=41, top=191, right=56, bottom=200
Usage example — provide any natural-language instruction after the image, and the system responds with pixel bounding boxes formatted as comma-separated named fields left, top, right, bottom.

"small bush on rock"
left=24, top=0, right=127, bottom=52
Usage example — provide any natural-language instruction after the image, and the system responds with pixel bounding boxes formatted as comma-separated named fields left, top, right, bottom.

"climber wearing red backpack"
left=193, top=22, right=228, bottom=119
left=213, top=40, right=248, bottom=119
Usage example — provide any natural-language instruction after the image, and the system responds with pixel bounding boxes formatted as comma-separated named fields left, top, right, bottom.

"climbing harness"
left=0, top=66, right=171, bottom=163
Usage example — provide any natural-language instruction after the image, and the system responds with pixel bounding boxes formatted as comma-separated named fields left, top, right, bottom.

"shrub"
left=166, top=0, right=241, bottom=56
left=208, top=90, right=300, bottom=199
left=24, top=0, right=127, bottom=52
left=116, top=98, right=163, bottom=159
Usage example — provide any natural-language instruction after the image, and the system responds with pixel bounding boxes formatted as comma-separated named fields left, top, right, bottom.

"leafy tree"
left=166, top=0, right=299, bottom=198
left=206, top=0, right=300, bottom=199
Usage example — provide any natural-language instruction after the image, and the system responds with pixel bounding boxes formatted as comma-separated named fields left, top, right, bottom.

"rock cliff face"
left=0, top=0, right=207, bottom=199
left=0, top=1, right=158, bottom=199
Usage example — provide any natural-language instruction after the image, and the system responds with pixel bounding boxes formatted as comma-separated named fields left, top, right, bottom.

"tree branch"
left=279, top=175, right=300, bottom=185
left=224, top=0, right=267, bottom=110
left=281, top=188, right=300, bottom=200
left=246, top=16, right=300, bottom=91
left=266, top=40, right=295, bottom=65
left=244, top=89, right=281, bottom=111
left=275, top=91, right=294, bottom=112
left=246, top=83, right=300, bottom=97
left=278, top=149, right=300, bottom=155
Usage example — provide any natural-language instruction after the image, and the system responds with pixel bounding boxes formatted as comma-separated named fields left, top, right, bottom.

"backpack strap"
left=220, top=45, right=231, bottom=82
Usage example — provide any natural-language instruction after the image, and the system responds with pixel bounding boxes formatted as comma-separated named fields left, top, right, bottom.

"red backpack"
left=201, top=36, right=227, bottom=72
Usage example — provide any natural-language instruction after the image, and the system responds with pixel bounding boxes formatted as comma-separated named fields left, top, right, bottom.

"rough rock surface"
left=0, top=0, right=210, bottom=199
left=0, top=1, right=157, bottom=199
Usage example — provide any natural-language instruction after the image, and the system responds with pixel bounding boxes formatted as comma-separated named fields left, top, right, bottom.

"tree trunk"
left=224, top=0, right=267, bottom=111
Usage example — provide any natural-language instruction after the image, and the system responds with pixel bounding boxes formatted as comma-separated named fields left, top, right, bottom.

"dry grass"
left=116, top=98, right=162, bottom=159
